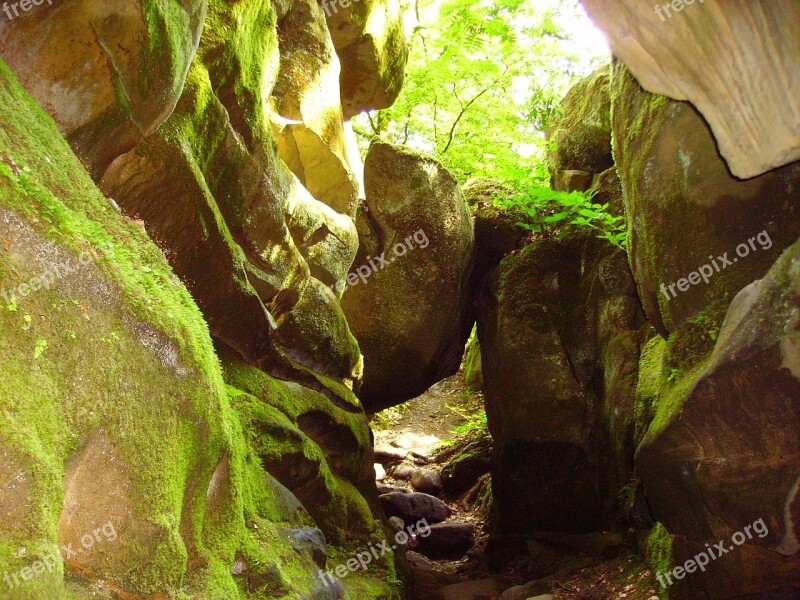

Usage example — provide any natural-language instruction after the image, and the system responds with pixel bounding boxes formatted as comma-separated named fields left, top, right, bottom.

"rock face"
left=325, top=0, right=409, bottom=118
left=635, top=237, right=800, bottom=598
left=582, top=0, right=800, bottom=179
left=342, top=141, right=475, bottom=411
left=546, top=65, right=623, bottom=216
left=0, top=0, right=206, bottom=179
left=611, top=63, right=800, bottom=335
left=0, top=0, right=409, bottom=597
left=478, top=231, right=646, bottom=535
left=270, top=0, right=361, bottom=217
left=97, top=0, right=363, bottom=387
left=547, top=66, right=613, bottom=194
left=0, top=61, right=362, bottom=598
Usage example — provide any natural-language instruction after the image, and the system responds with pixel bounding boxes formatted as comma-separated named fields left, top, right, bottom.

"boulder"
left=418, top=523, right=477, bottom=559
left=440, top=436, right=492, bottom=497
left=410, top=468, right=444, bottom=495
left=582, top=0, right=800, bottom=179
left=379, top=492, right=451, bottom=525
left=325, top=0, right=408, bottom=118
left=0, top=0, right=206, bottom=178
left=463, top=332, right=483, bottom=392
left=377, top=484, right=410, bottom=495
left=342, top=141, right=476, bottom=410
left=635, top=236, right=800, bottom=598
left=547, top=65, right=613, bottom=190
left=478, top=231, right=646, bottom=535
left=610, top=63, right=800, bottom=335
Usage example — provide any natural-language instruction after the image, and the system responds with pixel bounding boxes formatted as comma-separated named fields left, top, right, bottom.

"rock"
left=374, top=445, right=408, bottom=464
left=410, top=468, right=443, bottom=495
left=374, top=463, right=386, bottom=481
left=96, top=0, right=366, bottom=387
left=379, top=492, right=451, bottom=525
left=418, top=523, right=477, bottom=559
left=498, top=581, right=552, bottom=600
left=554, top=169, right=592, bottom=193
left=635, top=235, right=800, bottom=598
left=270, top=0, right=360, bottom=216
left=377, top=484, right=410, bottom=495
left=441, top=437, right=492, bottom=497
left=325, top=0, right=409, bottom=118
left=436, top=578, right=502, bottom=600
left=285, top=528, right=328, bottom=568
left=342, top=141, right=476, bottom=411
left=0, top=0, right=206, bottom=178
left=463, top=332, right=483, bottom=392
left=392, top=464, right=414, bottom=481
left=223, top=367, right=377, bottom=546
left=387, top=516, right=405, bottom=533
left=466, top=178, right=529, bottom=271
left=547, top=65, right=613, bottom=191
left=405, top=550, right=435, bottom=569
left=582, top=0, right=800, bottom=179
left=610, top=63, right=800, bottom=335
left=0, top=60, right=346, bottom=597
left=479, top=232, right=646, bottom=535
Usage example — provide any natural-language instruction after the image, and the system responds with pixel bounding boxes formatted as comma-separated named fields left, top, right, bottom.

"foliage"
left=492, top=173, right=627, bottom=248
left=354, top=0, right=609, bottom=183
left=448, top=407, right=488, bottom=436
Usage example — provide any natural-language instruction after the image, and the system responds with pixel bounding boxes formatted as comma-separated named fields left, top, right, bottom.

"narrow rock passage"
left=370, top=364, right=662, bottom=600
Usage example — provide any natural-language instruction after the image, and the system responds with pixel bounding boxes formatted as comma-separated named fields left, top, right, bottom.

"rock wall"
left=0, top=0, right=408, bottom=597
left=610, top=63, right=800, bottom=599
left=581, top=0, right=800, bottom=179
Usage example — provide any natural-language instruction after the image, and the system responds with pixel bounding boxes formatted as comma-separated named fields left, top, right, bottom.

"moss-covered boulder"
left=325, top=0, right=409, bottom=118
left=611, top=62, right=800, bottom=335
left=97, top=0, right=363, bottom=387
left=342, top=140, right=475, bottom=412
left=0, top=0, right=206, bottom=179
left=635, top=236, right=800, bottom=598
left=0, top=59, right=372, bottom=599
left=547, top=66, right=614, bottom=196
left=478, top=231, right=647, bottom=536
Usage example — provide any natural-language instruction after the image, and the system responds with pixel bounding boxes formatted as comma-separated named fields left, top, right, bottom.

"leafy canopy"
left=354, top=0, right=608, bottom=182
left=353, top=0, right=624, bottom=245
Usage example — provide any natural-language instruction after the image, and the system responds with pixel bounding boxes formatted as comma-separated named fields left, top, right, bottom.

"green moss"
left=643, top=523, right=675, bottom=600
left=0, top=58, right=362, bottom=598
left=463, top=326, right=483, bottom=392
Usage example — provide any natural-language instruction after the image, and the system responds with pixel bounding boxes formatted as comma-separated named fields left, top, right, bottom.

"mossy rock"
left=463, top=331, right=483, bottom=392
left=0, top=58, right=347, bottom=599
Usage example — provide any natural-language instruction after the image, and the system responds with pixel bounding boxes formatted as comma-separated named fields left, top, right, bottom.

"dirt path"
left=371, top=372, right=480, bottom=457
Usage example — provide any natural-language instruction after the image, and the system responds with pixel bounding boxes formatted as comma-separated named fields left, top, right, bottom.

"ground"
left=369, top=364, right=661, bottom=600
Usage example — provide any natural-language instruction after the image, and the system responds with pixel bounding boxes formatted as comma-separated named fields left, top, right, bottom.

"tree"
left=353, top=0, right=609, bottom=184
